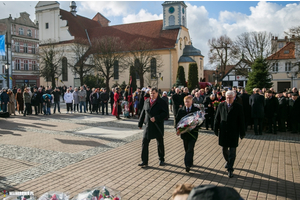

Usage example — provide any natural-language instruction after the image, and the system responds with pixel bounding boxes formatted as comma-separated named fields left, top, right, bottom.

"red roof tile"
left=59, top=9, right=101, bottom=40
left=267, top=42, right=295, bottom=60
left=87, top=20, right=179, bottom=50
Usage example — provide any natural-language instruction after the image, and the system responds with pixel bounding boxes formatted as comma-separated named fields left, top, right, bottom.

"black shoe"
left=291, top=131, right=298, bottom=133
left=186, top=166, right=190, bottom=173
left=159, top=161, right=165, bottom=166
left=138, top=162, right=148, bottom=167
left=106, top=113, right=109, bottom=115
left=228, top=171, right=233, bottom=178
left=255, top=133, right=259, bottom=135
left=259, top=132, right=262, bottom=135
left=225, top=163, right=228, bottom=168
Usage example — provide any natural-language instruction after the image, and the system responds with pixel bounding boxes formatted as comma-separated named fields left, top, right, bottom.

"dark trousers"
left=102, top=102, right=108, bottom=114
left=66, top=103, right=73, bottom=112
left=141, top=137, right=165, bottom=164
left=222, top=147, right=236, bottom=172
left=183, top=139, right=196, bottom=167
left=53, top=101, right=60, bottom=113
left=205, top=114, right=214, bottom=130
left=267, top=116, right=277, bottom=133
left=278, top=118, right=286, bottom=132
left=32, top=105, right=38, bottom=115
left=253, top=118, right=263, bottom=134
left=24, top=103, right=31, bottom=116
left=110, top=103, right=114, bottom=113
left=38, top=103, right=43, bottom=113
left=92, top=104, right=98, bottom=113
left=86, top=100, right=91, bottom=111
left=98, top=102, right=102, bottom=113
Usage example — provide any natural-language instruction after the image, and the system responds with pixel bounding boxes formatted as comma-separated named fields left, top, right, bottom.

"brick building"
left=0, top=12, right=39, bottom=89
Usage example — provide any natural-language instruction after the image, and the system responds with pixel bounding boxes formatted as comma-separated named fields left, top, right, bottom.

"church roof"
left=178, top=56, right=196, bottom=63
left=58, top=9, right=179, bottom=50
left=182, top=45, right=203, bottom=57
left=267, top=42, right=295, bottom=60
left=87, top=20, right=179, bottom=49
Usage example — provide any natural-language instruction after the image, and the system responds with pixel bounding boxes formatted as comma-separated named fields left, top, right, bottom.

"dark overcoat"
left=175, top=105, right=200, bottom=141
left=214, top=102, right=245, bottom=148
left=172, top=93, right=183, bottom=116
left=278, top=96, right=287, bottom=120
left=138, top=97, right=168, bottom=140
left=239, top=93, right=251, bottom=120
left=249, top=93, right=265, bottom=118
left=265, top=96, right=279, bottom=117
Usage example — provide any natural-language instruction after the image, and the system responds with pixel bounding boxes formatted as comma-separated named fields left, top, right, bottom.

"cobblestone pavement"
left=0, top=106, right=299, bottom=200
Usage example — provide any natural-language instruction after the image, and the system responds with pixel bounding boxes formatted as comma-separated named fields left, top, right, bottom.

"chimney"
left=292, top=35, right=295, bottom=39
left=70, top=1, right=77, bottom=16
left=275, top=36, right=278, bottom=40
left=285, top=36, right=288, bottom=40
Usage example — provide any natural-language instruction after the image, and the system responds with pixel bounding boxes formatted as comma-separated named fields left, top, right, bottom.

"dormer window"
left=284, top=50, right=289, bottom=54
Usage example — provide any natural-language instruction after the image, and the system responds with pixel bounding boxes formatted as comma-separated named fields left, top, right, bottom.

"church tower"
left=162, top=1, right=187, bottom=30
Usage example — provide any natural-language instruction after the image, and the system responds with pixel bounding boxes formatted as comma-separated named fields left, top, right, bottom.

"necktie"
left=187, top=108, right=190, bottom=113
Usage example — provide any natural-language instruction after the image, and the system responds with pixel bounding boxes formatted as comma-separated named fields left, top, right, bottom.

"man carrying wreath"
left=175, top=95, right=200, bottom=173
left=214, top=90, right=245, bottom=178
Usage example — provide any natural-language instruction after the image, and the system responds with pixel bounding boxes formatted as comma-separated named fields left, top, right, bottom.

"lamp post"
left=213, top=69, right=222, bottom=87
left=5, top=32, right=11, bottom=89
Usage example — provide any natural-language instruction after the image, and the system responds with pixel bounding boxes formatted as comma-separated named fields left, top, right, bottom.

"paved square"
left=0, top=106, right=299, bottom=200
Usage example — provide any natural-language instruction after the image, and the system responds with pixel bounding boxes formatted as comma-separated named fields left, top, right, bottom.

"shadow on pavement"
left=54, top=138, right=112, bottom=148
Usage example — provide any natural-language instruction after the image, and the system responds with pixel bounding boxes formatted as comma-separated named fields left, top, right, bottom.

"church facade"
left=35, top=1, right=204, bottom=90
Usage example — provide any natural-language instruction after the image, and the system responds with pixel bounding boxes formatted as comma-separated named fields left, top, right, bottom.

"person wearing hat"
left=100, top=88, right=109, bottom=115
left=265, top=90, right=279, bottom=134
left=277, top=91, right=287, bottom=132
left=112, top=87, right=122, bottom=119
left=249, top=88, right=265, bottom=135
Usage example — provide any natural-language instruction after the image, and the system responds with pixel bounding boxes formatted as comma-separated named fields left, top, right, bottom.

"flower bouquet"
left=72, top=186, right=121, bottom=200
left=213, top=101, right=221, bottom=107
left=4, top=193, right=35, bottom=200
left=38, top=192, right=69, bottom=200
left=176, top=110, right=205, bottom=139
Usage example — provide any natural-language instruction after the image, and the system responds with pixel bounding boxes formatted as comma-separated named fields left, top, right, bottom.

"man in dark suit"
left=172, top=88, right=183, bottom=123
left=192, top=91, right=203, bottom=104
left=138, top=88, right=168, bottom=167
left=214, top=90, right=245, bottom=178
left=175, top=95, right=200, bottom=173
left=277, top=91, right=287, bottom=132
left=249, top=88, right=265, bottom=135
left=289, top=93, right=300, bottom=133
left=239, top=89, right=251, bottom=131
left=265, top=90, right=279, bottom=134
left=203, top=94, right=215, bottom=130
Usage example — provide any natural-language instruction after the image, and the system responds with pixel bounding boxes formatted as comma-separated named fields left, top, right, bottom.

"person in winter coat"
left=1, top=88, right=9, bottom=112
left=214, top=90, right=245, bottom=178
left=15, top=88, right=24, bottom=114
left=52, top=87, right=61, bottom=114
left=23, top=88, right=32, bottom=116
left=100, top=88, right=109, bottom=115
left=42, top=94, right=52, bottom=115
left=78, top=86, right=87, bottom=113
left=72, top=87, right=80, bottom=112
left=90, top=88, right=99, bottom=114
left=138, top=88, right=168, bottom=168
left=31, top=88, right=39, bottom=115
left=64, top=89, right=74, bottom=113
left=7, top=89, right=16, bottom=116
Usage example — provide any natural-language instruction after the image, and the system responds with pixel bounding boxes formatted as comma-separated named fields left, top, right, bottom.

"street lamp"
left=213, top=69, right=222, bottom=86
left=5, top=31, right=11, bottom=89
left=153, top=72, right=162, bottom=88
left=286, top=69, right=299, bottom=89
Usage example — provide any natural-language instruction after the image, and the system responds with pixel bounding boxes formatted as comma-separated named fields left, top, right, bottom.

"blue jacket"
left=1, top=92, right=9, bottom=104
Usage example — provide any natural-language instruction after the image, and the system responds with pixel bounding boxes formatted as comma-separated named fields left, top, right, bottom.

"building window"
left=15, top=42, right=20, bottom=52
left=62, top=57, right=68, bottom=81
left=278, top=43, right=284, bottom=49
left=134, top=59, right=140, bottom=79
left=15, top=60, right=20, bottom=70
left=24, top=43, right=28, bottom=53
left=272, top=63, right=278, bottom=72
left=284, top=50, right=289, bottom=54
left=45, top=23, right=49, bottom=29
left=32, top=44, right=36, bottom=54
left=27, top=29, right=32, bottom=37
left=32, top=61, right=36, bottom=71
left=169, top=15, right=175, bottom=26
left=24, top=60, right=29, bottom=70
left=114, top=60, right=119, bottom=80
left=182, top=16, right=185, bottom=26
left=150, top=58, right=157, bottom=79
left=285, top=62, right=291, bottom=72
left=19, top=28, right=24, bottom=35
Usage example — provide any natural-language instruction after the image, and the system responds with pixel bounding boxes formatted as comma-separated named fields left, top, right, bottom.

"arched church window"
left=150, top=58, right=157, bottom=79
left=169, top=15, right=175, bottom=26
left=62, top=57, right=68, bottom=81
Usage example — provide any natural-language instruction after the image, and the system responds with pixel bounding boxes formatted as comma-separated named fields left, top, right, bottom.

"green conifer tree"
left=176, top=66, right=186, bottom=87
left=246, top=58, right=273, bottom=93
left=187, top=63, right=199, bottom=91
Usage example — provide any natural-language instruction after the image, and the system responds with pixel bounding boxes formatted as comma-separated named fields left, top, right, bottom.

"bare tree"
left=208, top=35, right=238, bottom=73
left=92, top=36, right=127, bottom=90
left=235, top=31, right=275, bottom=64
left=69, top=38, right=95, bottom=86
left=285, top=26, right=300, bottom=67
left=125, top=38, right=163, bottom=88
left=38, top=39, right=64, bottom=88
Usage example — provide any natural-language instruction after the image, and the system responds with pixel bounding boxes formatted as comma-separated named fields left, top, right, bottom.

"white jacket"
left=64, top=92, right=73, bottom=103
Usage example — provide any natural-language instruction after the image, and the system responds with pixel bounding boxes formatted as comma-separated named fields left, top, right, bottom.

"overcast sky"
left=1, top=1, right=300, bottom=68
